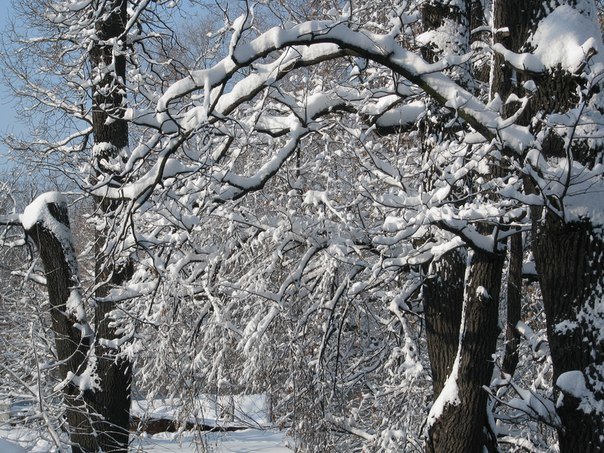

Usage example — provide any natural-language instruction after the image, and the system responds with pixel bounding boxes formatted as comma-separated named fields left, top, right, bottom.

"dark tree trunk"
left=427, top=250, right=504, bottom=453
left=520, top=19, right=604, bottom=446
left=419, top=0, right=471, bottom=398
left=490, top=0, right=538, bottom=382
left=491, top=0, right=604, bottom=450
left=88, top=1, right=132, bottom=451
left=24, top=195, right=96, bottom=451
left=528, top=68, right=604, bottom=448
left=501, top=232, right=522, bottom=376
left=420, top=2, right=503, bottom=452
left=423, top=250, right=465, bottom=396
left=533, top=216, right=604, bottom=452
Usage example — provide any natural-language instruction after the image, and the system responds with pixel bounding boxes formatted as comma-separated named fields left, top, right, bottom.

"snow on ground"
left=1, top=427, right=292, bottom=452
left=1, top=394, right=293, bottom=452
left=132, top=429, right=292, bottom=452
left=0, top=427, right=54, bottom=452
left=131, top=394, right=293, bottom=451
left=131, top=394, right=270, bottom=428
left=0, top=437, right=27, bottom=453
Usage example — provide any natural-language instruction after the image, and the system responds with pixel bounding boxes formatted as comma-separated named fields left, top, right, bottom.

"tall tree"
left=487, top=1, right=604, bottom=450
left=419, top=2, right=505, bottom=451
left=1, top=0, right=140, bottom=449
left=88, top=1, right=132, bottom=451
left=517, top=1, right=603, bottom=450
left=419, top=0, right=469, bottom=400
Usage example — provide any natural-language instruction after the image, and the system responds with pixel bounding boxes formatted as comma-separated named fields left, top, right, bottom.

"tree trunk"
left=89, top=1, right=132, bottom=451
left=501, top=232, right=522, bottom=376
left=533, top=207, right=604, bottom=453
left=420, top=3, right=503, bottom=451
left=424, top=250, right=465, bottom=396
left=24, top=194, right=96, bottom=451
left=426, top=250, right=504, bottom=453
left=419, top=0, right=471, bottom=398
left=491, top=0, right=604, bottom=449
left=490, top=0, right=538, bottom=382
left=522, top=1, right=604, bottom=446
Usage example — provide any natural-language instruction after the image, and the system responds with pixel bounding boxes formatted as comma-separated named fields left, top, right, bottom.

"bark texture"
left=420, top=3, right=504, bottom=452
left=424, top=250, right=464, bottom=396
left=493, top=0, right=604, bottom=450
left=427, top=250, right=504, bottom=453
left=25, top=198, right=96, bottom=451
left=420, top=0, right=470, bottom=399
left=533, top=216, right=604, bottom=452
left=89, top=1, right=132, bottom=451
left=502, top=232, right=522, bottom=376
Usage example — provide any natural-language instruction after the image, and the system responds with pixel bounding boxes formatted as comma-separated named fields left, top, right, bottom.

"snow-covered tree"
left=1, top=0, right=603, bottom=451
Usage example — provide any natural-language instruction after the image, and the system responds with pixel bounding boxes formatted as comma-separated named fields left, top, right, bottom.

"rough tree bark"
left=534, top=217, right=604, bottom=452
left=529, top=20, right=604, bottom=453
left=88, top=0, right=132, bottom=451
left=493, top=1, right=604, bottom=450
left=502, top=233, right=522, bottom=376
left=419, top=0, right=469, bottom=400
left=423, top=250, right=465, bottom=397
left=23, top=194, right=96, bottom=451
left=418, top=2, right=506, bottom=452
left=426, top=248, right=504, bottom=453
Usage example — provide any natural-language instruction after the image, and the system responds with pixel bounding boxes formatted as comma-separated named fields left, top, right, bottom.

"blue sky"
left=0, top=1, right=224, bottom=168
left=0, top=1, right=14, bottom=108
left=0, top=0, right=21, bottom=165
left=0, top=1, right=205, bottom=143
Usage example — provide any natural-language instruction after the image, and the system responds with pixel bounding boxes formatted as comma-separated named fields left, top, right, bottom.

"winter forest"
left=0, top=0, right=603, bottom=451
